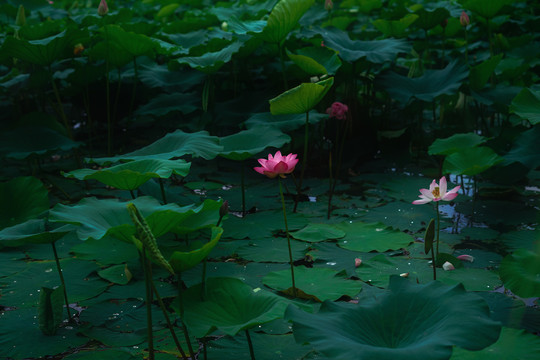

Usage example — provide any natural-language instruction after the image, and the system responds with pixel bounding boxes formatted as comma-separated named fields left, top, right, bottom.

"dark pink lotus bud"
left=460, top=11, right=470, bottom=27
left=98, top=0, right=108, bottom=16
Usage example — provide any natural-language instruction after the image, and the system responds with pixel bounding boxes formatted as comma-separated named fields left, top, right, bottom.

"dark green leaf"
left=38, top=286, right=64, bottom=335
left=269, top=77, right=334, bottom=115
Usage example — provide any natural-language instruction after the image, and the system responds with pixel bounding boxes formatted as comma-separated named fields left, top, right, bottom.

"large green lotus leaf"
left=355, top=254, right=501, bottom=291
left=236, top=237, right=310, bottom=263
left=378, top=61, right=469, bottom=103
left=0, top=176, right=49, bottom=229
left=292, top=223, right=346, bottom=242
left=63, top=348, right=137, bottom=360
left=244, top=111, right=327, bottom=132
left=90, top=130, right=222, bottom=164
left=510, top=88, right=540, bottom=125
left=336, top=221, right=413, bottom=252
left=0, top=126, right=82, bottom=160
left=0, top=219, right=71, bottom=247
left=176, top=40, right=243, bottom=74
left=218, top=126, right=291, bottom=161
left=0, top=28, right=80, bottom=66
left=102, top=24, right=157, bottom=57
left=97, top=264, right=132, bottom=285
left=269, top=77, right=334, bottom=115
left=504, top=124, right=540, bottom=170
left=63, top=159, right=191, bottom=191
left=0, top=307, right=88, bottom=359
left=319, top=27, right=410, bottom=63
left=137, top=61, right=205, bottom=91
left=0, top=258, right=107, bottom=308
left=443, top=146, right=504, bottom=176
left=263, top=266, right=362, bottom=301
left=477, top=291, right=540, bottom=333
left=181, top=277, right=289, bottom=337
left=451, top=327, right=540, bottom=359
left=222, top=210, right=308, bottom=239
left=499, top=248, right=540, bottom=298
left=461, top=0, right=513, bottom=19
left=226, top=16, right=267, bottom=35
left=498, top=229, right=540, bottom=252
left=49, top=196, right=198, bottom=242
left=372, top=13, right=418, bottom=37
left=168, top=226, right=223, bottom=273
left=428, top=132, right=487, bottom=156
left=294, top=46, right=342, bottom=75
left=259, top=0, right=315, bottom=44
left=287, top=48, right=328, bottom=76
left=413, top=7, right=450, bottom=30
left=469, top=55, right=502, bottom=91
left=70, top=235, right=139, bottom=265
left=285, top=276, right=501, bottom=360
left=206, top=332, right=310, bottom=360
left=172, top=199, right=223, bottom=234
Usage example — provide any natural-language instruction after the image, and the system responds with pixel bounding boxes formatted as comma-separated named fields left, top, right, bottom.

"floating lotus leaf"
left=0, top=176, right=49, bottom=229
left=291, top=223, right=346, bottom=242
left=102, top=25, right=157, bottom=58
left=285, top=276, right=501, bottom=360
left=244, top=111, right=328, bottom=132
left=336, top=221, right=413, bottom=252
left=218, top=126, right=291, bottom=161
left=97, top=264, right=132, bottom=285
left=319, top=27, right=410, bottom=63
left=451, top=327, right=540, bottom=359
left=176, top=40, right=244, bottom=74
left=260, top=0, right=315, bottom=44
left=461, top=0, right=513, bottom=19
left=269, top=77, right=334, bottom=115
left=378, top=61, right=469, bottom=103
left=181, top=277, right=289, bottom=337
left=168, top=226, right=223, bottom=273
left=90, top=129, right=223, bottom=164
left=469, top=55, right=502, bottom=91
left=443, top=146, right=503, bottom=176
left=510, top=88, right=540, bottom=125
left=63, top=159, right=190, bottom=190
left=428, top=132, right=487, bottom=156
left=499, top=248, right=540, bottom=298
left=263, top=266, right=362, bottom=301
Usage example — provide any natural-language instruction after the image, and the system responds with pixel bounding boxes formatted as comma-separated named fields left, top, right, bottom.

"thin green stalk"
left=129, top=57, right=139, bottom=116
left=51, top=242, right=72, bottom=321
left=241, top=160, right=246, bottom=216
left=245, top=329, right=256, bottom=360
left=142, top=249, right=155, bottom=360
left=158, top=178, right=167, bottom=204
left=278, top=177, right=297, bottom=298
left=431, top=243, right=437, bottom=280
left=151, top=281, right=188, bottom=360
left=130, top=190, right=136, bottom=199
left=435, top=201, right=440, bottom=263
left=177, top=273, right=195, bottom=357
left=104, top=25, right=112, bottom=156
left=293, top=111, right=310, bottom=213
left=49, top=69, right=72, bottom=139
left=464, top=27, right=469, bottom=65
left=327, top=152, right=333, bottom=219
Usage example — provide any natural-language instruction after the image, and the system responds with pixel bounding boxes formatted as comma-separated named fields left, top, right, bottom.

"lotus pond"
left=1, top=0, right=540, bottom=359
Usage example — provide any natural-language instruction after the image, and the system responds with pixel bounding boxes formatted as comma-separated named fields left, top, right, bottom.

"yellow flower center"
left=432, top=187, right=440, bottom=198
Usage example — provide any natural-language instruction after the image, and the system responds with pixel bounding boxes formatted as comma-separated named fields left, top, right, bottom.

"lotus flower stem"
left=278, top=42, right=288, bottom=91
left=293, top=111, right=310, bottom=213
left=278, top=177, right=297, bottom=297
left=435, top=201, right=440, bottom=262
left=151, top=281, right=188, bottom=360
left=158, top=178, right=167, bottom=204
left=245, top=329, right=256, bottom=360
left=177, top=273, right=195, bottom=357
left=129, top=190, right=136, bottom=199
left=241, top=160, right=246, bottom=216
left=431, top=240, right=437, bottom=281
left=141, top=249, right=155, bottom=360
left=129, top=57, right=139, bottom=116
left=49, top=69, right=72, bottom=139
left=50, top=242, right=72, bottom=321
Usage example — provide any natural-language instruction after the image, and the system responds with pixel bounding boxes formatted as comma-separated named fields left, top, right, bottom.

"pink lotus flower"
left=254, top=151, right=299, bottom=179
left=412, top=176, right=460, bottom=205
left=460, top=11, right=470, bottom=26
left=326, top=102, right=348, bottom=120
left=98, top=0, right=108, bottom=16
left=457, top=254, right=474, bottom=262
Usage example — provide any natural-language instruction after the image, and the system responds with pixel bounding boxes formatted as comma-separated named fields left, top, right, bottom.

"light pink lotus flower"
left=326, top=102, right=348, bottom=120
left=457, top=254, right=474, bottom=262
left=254, top=151, right=299, bottom=179
left=460, top=11, right=470, bottom=27
left=412, top=176, right=460, bottom=205
left=355, top=258, right=362, bottom=267
left=98, top=0, right=108, bottom=16
left=442, top=261, right=455, bottom=271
